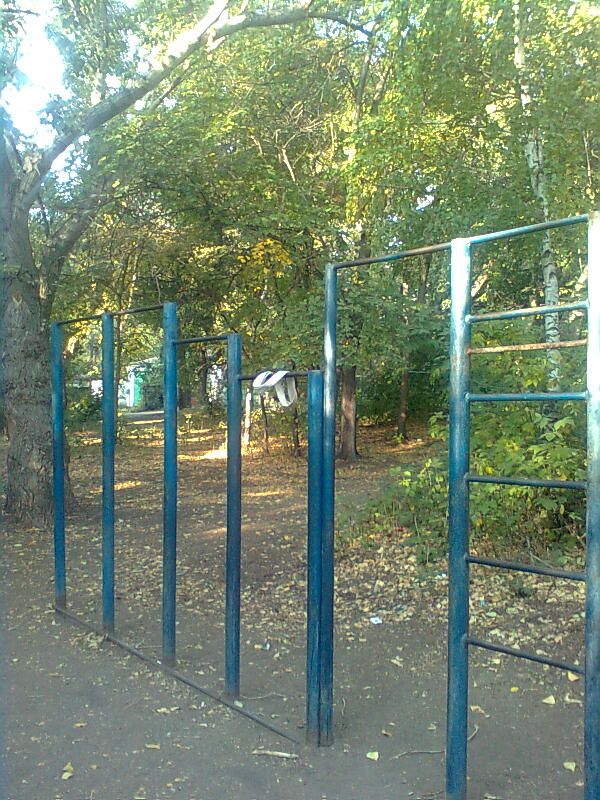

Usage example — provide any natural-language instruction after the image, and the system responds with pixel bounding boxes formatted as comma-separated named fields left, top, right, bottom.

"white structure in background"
left=90, top=363, right=150, bottom=408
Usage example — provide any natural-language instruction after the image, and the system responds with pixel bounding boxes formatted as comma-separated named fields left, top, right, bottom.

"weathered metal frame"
left=446, top=212, right=597, bottom=800
left=323, top=213, right=596, bottom=781
left=164, top=311, right=244, bottom=693
left=51, top=303, right=164, bottom=629
left=237, top=368, right=327, bottom=742
left=52, top=305, right=329, bottom=744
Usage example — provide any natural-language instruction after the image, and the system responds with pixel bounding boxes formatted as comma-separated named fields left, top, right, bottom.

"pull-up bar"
left=161, top=307, right=243, bottom=696
left=54, top=303, right=165, bottom=326
left=51, top=302, right=166, bottom=626
left=331, top=214, right=589, bottom=271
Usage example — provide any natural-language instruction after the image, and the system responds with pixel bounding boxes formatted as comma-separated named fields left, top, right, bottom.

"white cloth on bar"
left=252, top=370, right=298, bottom=407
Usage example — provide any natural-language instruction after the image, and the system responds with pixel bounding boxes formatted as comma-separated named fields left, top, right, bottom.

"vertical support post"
left=306, top=370, right=324, bottom=744
left=585, top=210, right=600, bottom=800
left=225, top=333, right=242, bottom=699
left=51, top=323, right=66, bottom=610
left=320, top=263, right=337, bottom=745
left=162, top=302, right=178, bottom=665
left=446, top=239, right=471, bottom=800
left=101, top=313, right=116, bottom=633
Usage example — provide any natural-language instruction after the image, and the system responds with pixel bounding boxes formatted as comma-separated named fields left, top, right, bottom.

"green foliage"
left=346, top=379, right=587, bottom=562
left=66, top=392, right=102, bottom=425
left=6, top=1, right=596, bottom=516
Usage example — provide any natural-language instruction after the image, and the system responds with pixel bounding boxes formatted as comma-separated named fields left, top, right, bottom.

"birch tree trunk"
left=513, top=0, right=561, bottom=387
left=242, top=390, right=253, bottom=448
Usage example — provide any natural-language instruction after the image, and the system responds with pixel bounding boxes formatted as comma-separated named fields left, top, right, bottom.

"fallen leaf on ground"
left=145, top=743, right=160, bottom=750
left=564, top=761, right=577, bottom=772
left=366, top=751, right=380, bottom=761
left=61, top=762, right=74, bottom=780
left=470, top=704, right=486, bottom=714
left=542, top=695, right=556, bottom=705
left=251, top=750, right=298, bottom=760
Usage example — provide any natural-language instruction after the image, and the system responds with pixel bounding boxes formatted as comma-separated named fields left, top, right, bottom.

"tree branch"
left=20, top=2, right=367, bottom=208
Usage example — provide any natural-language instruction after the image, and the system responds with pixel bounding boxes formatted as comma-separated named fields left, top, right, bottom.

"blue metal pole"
left=320, top=263, right=337, bottom=746
left=225, top=333, right=242, bottom=699
left=306, top=370, right=324, bottom=744
left=585, top=210, right=600, bottom=800
left=162, top=302, right=178, bottom=666
left=446, top=238, right=471, bottom=800
left=51, top=323, right=66, bottom=610
left=101, top=313, right=116, bottom=633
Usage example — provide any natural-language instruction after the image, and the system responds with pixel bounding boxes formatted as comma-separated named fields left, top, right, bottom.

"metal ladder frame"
left=446, top=212, right=597, bottom=798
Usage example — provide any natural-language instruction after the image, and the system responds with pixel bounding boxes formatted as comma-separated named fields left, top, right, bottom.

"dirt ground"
left=0, top=419, right=587, bottom=799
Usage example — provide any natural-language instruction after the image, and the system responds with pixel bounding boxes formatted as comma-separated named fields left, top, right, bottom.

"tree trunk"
left=290, top=382, right=302, bottom=457
left=396, top=255, right=430, bottom=439
left=513, top=0, right=560, bottom=387
left=397, top=353, right=410, bottom=441
left=0, top=228, right=54, bottom=522
left=259, top=394, right=269, bottom=454
left=114, top=318, right=124, bottom=412
left=242, top=390, right=253, bottom=448
left=179, top=387, right=192, bottom=409
left=197, top=347, right=209, bottom=408
left=338, top=365, right=358, bottom=461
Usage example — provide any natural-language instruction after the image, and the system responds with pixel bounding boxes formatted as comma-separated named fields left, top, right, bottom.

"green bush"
left=340, top=402, right=586, bottom=564
left=67, top=393, right=102, bottom=424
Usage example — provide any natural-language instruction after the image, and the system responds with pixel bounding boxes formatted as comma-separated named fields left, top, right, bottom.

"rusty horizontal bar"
left=55, top=304, right=164, bottom=325
left=111, top=304, right=164, bottom=317
left=468, top=301, right=588, bottom=324
left=174, top=335, right=228, bottom=346
left=468, top=339, right=587, bottom=355
left=334, top=241, right=451, bottom=270
left=55, top=312, right=104, bottom=325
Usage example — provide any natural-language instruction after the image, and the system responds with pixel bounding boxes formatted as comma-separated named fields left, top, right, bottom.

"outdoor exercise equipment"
left=446, top=212, right=597, bottom=800
left=322, top=213, right=598, bottom=790
left=237, top=364, right=330, bottom=743
left=51, top=303, right=164, bottom=620
left=51, top=301, right=332, bottom=745
left=322, top=239, right=452, bottom=748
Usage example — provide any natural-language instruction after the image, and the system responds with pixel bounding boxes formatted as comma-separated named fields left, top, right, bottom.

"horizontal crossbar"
left=112, top=304, right=164, bottom=317
left=467, top=391, right=587, bottom=402
left=55, top=606, right=299, bottom=743
left=55, top=312, right=104, bottom=325
left=467, top=474, right=586, bottom=490
left=334, top=241, right=451, bottom=269
left=467, top=636, right=584, bottom=675
left=55, top=304, right=164, bottom=326
left=174, top=335, right=229, bottom=346
left=467, top=214, right=588, bottom=246
left=468, top=339, right=587, bottom=355
left=467, top=301, right=587, bottom=324
left=466, top=555, right=585, bottom=581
